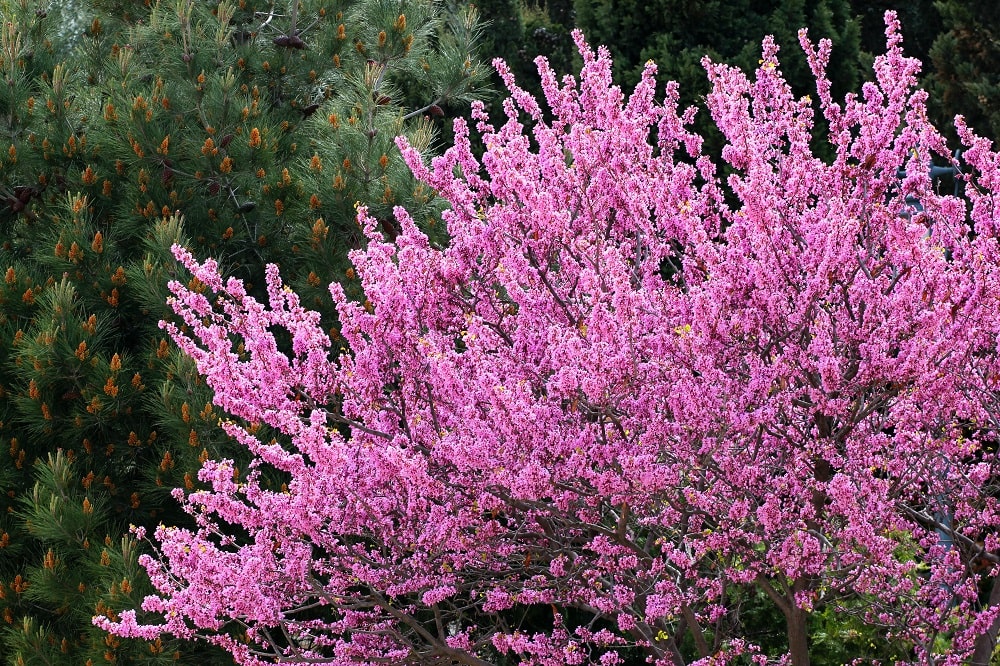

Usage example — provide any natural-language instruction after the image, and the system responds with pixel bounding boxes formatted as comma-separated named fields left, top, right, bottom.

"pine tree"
left=928, top=0, right=1000, bottom=143
left=573, top=0, right=866, bottom=157
left=476, top=0, right=575, bottom=98
left=849, top=0, right=940, bottom=70
left=0, top=0, right=490, bottom=662
left=521, top=0, right=575, bottom=88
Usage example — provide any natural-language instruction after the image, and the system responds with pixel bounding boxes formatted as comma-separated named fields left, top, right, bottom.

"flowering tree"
left=99, top=14, right=1000, bottom=666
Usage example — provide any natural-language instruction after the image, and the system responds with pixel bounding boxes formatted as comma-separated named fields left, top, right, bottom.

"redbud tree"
left=100, top=14, right=1000, bottom=666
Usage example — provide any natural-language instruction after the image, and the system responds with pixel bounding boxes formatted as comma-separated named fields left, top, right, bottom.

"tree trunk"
left=970, top=575, right=1000, bottom=666
left=756, top=575, right=811, bottom=666
left=785, top=602, right=811, bottom=666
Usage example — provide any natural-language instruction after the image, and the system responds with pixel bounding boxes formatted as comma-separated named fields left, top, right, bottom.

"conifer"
left=0, top=0, right=489, bottom=662
left=928, top=0, right=1000, bottom=142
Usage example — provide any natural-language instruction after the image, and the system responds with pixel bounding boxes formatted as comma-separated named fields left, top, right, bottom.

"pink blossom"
left=99, top=14, right=1000, bottom=666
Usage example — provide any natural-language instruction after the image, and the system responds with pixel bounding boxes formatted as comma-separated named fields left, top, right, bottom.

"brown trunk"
left=970, top=575, right=1000, bottom=666
left=756, top=575, right=811, bottom=666
left=785, top=602, right=811, bottom=666
left=680, top=603, right=710, bottom=658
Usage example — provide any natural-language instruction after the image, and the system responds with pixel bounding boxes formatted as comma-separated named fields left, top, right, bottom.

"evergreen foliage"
left=928, top=0, right=1000, bottom=142
left=0, top=0, right=489, bottom=662
left=572, top=0, right=866, bottom=158
left=850, top=0, right=939, bottom=70
left=3, top=0, right=1000, bottom=662
left=518, top=0, right=575, bottom=86
left=574, top=0, right=864, bottom=100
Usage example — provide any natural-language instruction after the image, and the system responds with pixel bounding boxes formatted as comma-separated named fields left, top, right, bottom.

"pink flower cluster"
left=99, top=14, right=1000, bottom=666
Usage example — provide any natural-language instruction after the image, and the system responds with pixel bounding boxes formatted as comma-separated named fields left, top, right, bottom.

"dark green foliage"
left=574, top=0, right=866, bottom=159
left=928, top=0, right=1000, bottom=142
left=573, top=0, right=864, bottom=97
left=850, top=0, right=940, bottom=71
left=475, top=0, right=575, bottom=108
left=475, top=0, right=526, bottom=68
left=0, top=0, right=490, bottom=662
left=520, top=0, right=575, bottom=83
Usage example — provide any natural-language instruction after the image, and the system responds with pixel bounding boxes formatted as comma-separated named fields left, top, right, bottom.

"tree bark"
left=785, top=602, right=811, bottom=666
left=756, top=575, right=811, bottom=666
left=970, top=575, right=1000, bottom=666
